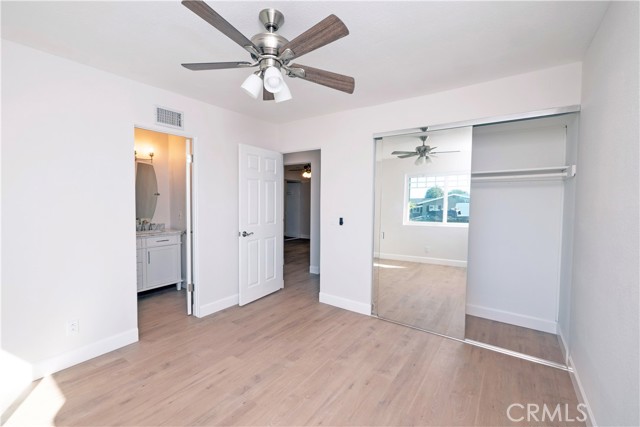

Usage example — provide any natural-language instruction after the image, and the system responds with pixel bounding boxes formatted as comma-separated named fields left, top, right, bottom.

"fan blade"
left=391, top=151, right=416, bottom=155
left=182, top=61, right=253, bottom=71
left=263, top=87, right=275, bottom=101
left=290, top=63, right=355, bottom=94
left=430, top=150, right=460, bottom=154
left=398, top=153, right=418, bottom=158
left=281, top=15, right=349, bottom=60
left=182, top=1, right=258, bottom=55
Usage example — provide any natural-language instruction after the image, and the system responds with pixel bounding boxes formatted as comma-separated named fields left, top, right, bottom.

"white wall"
left=283, top=150, right=321, bottom=274
left=375, top=127, right=472, bottom=266
left=571, top=2, right=639, bottom=426
left=467, top=120, right=568, bottom=333
left=0, top=40, right=277, bottom=401
left=299, top=182, right=311, bottom=238
left=274, top=63, right=582, bottom=315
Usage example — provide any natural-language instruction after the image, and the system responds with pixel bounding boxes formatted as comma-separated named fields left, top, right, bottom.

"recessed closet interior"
left=373, top=112, right=579, bottom=367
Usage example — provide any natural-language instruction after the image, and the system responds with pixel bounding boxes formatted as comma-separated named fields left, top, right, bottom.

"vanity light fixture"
left=302, top=164, right=311, bottom=178
left=134, top=150, right=155, bottom=163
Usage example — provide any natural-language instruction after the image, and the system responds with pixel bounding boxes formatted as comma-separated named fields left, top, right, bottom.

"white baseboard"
left=466, top=304, right=557, bottom=334
left=567, top=355, right=597, bottom=427
left=319, top=292, right=371, bottom=316
left=33, top=328, right=139, bottom=380
left=198, top=294, right=238, bottom=318
left=309, top=265, right=320, bottom=275
left=299, top=234, right=310, bottom=239
left=376, top=252, right=467, bottom=268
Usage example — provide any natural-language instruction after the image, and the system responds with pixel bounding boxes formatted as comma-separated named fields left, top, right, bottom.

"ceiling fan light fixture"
left=241, top=73, right=263, bottom=99
left=263, top=66, right=284, bottom=93
left=274, top=80, right=292, bottom=103
left=415, top=156, right=425, bottom=166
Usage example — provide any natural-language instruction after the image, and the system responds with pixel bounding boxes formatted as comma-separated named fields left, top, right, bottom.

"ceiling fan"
left=180, top=0, right=355, bottom=102
left=391, top=133, right=459, bottom=165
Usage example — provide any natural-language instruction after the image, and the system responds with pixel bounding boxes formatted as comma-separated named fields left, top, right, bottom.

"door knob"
left=241, top=231, right=254, bottom=237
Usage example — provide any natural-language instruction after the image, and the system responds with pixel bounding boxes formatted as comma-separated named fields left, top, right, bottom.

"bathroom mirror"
left=374, top=127, right=473, bottom=339
left=135, top=162, right=158, bottom=221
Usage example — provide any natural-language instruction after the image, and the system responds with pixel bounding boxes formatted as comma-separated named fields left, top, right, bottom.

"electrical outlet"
left=67, top=319, right=79, bottom=336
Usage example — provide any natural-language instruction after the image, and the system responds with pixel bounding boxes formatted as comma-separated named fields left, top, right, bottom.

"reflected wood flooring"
left=375, top=259, right=467, bottom=338
left=11, top=240, right=582, bottom=426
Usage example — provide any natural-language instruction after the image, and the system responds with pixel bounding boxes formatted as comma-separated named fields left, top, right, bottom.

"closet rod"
left=472, top=173, right=567, bottom=182
left=471, top=165, right=576, bottom=182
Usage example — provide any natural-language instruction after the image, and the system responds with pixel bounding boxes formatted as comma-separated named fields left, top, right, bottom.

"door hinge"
left=187, top=154, right=193, bottom=163
left=187, top=282, right=194, bottom=292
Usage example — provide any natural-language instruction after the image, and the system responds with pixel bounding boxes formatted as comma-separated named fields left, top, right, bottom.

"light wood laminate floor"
left=9, top=240, right=582, bottom=426
left=466, top=315, right=565, bottom=364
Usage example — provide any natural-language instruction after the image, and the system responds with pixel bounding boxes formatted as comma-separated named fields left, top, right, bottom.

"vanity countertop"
left=136, top=229, right=184, bottom=237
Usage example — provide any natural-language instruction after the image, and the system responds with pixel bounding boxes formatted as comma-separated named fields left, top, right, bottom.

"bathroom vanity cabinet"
left=136, top=230, right=183, bottom=292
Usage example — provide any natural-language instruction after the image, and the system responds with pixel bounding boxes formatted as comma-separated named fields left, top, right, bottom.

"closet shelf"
left=471, top=165, right=576, bottom=182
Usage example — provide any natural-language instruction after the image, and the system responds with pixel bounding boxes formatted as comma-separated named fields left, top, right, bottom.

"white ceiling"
left=1, top=1, right=608, bottom=123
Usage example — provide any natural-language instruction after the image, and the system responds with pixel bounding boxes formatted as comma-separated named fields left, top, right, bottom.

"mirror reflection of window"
left=406, top=174, right=470, bottom=224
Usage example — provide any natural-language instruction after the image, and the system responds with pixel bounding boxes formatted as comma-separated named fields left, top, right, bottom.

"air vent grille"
left=155, top=106, right=184, bottom=129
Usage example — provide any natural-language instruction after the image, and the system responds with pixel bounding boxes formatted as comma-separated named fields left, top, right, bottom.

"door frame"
left=133, top=124, right=199, bottom=317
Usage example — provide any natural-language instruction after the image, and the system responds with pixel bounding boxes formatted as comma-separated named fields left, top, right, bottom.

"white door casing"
left=239, top=144, right=284, bottom=305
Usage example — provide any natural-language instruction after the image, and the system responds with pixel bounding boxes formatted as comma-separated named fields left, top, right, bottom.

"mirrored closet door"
left=374, top=126, right=473, bottom=339
left=373, top=111, right=579, bottom=368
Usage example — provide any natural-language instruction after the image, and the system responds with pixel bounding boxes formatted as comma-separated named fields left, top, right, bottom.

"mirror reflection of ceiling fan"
left=391, top=128, right=459, bottom=165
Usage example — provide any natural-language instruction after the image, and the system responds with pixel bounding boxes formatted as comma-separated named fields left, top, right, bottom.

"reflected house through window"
left=407, top=174, right=470, bottom=224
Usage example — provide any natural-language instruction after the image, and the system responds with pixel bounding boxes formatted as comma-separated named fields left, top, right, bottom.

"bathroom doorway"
left=134, top=127, right=194, bottom=319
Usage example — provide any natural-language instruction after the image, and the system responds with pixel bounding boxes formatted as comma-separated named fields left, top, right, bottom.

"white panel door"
left=239, top=144, right=284, bottom=305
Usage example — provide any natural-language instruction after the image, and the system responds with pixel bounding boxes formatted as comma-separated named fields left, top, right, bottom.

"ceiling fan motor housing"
left=259, top=8, right=284, bottom=32
left=251, top=9, right=289, bottom=59
left=251, top=32, right=289, bottom=58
